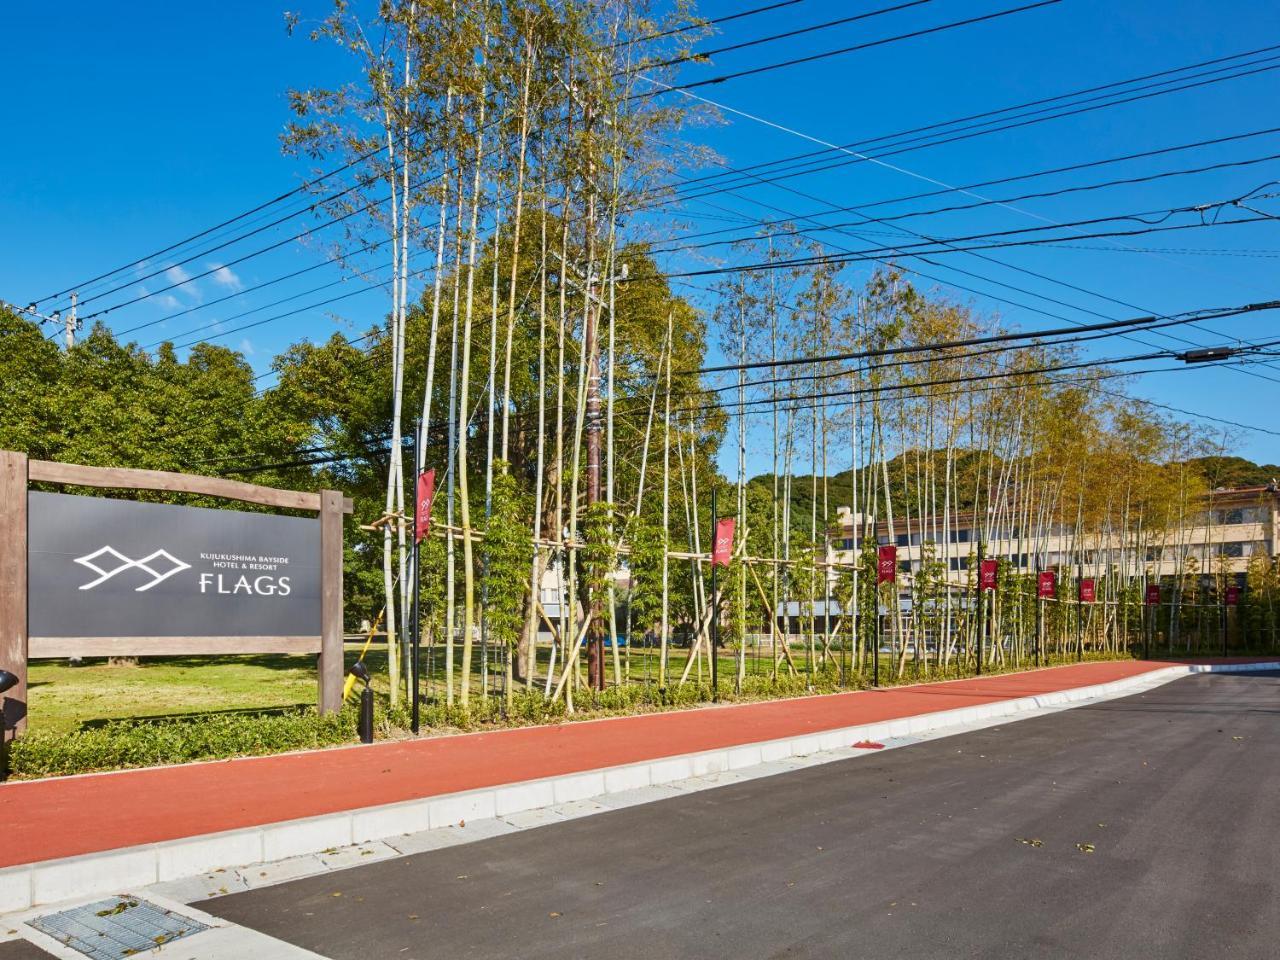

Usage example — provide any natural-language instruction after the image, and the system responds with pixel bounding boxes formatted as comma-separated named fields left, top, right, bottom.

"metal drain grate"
left=28, top=896, right=208, bottom=959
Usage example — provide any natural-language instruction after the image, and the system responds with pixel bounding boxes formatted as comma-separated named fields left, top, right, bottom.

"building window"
left=1219, top=542, right=1245, bottom=558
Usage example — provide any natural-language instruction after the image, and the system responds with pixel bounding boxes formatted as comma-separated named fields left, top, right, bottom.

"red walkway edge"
left=0, top=659, right=1264, bottom=868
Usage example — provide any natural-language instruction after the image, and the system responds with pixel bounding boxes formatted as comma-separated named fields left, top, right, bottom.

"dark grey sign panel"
left=28, top=491, right=321, bottom=637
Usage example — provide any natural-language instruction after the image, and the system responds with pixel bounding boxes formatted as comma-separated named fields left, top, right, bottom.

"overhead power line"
left=656, top=41, right=1280, bottom=197
left=622, top=0, right=939, bottom=77
left=631, top=0, right=1064, bottom=99
left=651, top=149, right=1280, bottom=256
left=610, top=0, right=808, bottom=48
left=655, top=124, right=1280, bottom=248
left=34, top=148, right=380, bottom=307
left=53, top=44, right=1275, bottom=331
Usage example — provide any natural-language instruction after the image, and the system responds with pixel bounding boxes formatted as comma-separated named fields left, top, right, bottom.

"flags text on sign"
left=979, top=558, right=998, bottom=592
left=1078, top=578, right=1096, bottom=603
left=415, top=469, right=436, bottom=544
left=711, top=517, right=735, bottom=567
left=877, top=545, right=897, bottom=584
left=1037, top=570, right=1056, bottom=599
left=1145, top=583, right=1160, bottom=606
left=1225, top=586, right=1241, bottom=606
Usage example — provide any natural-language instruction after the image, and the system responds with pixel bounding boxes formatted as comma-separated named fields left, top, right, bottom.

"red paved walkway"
left=0, top=659, right=1266, bottom=868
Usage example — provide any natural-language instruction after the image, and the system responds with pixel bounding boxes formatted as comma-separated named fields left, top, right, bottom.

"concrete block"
left=788, top=735, right=825, bottom=756
left=814, top=746, right=861, bottom=761
left=816, top=730, right=848, bottom=751
left=758, top=740, right=793, bottom=763
left=428, top=790, right=497, bottom=830
left=237, top=854, right=327, bottom=890
left=548, top=799, right=609, bottom=820
left=316, top=841, right=399, bottom=872
left=449, top=818, right=519, bottom=841
left=688, top=751, right=728, bottom=777
left=0, top=865, right=32, bottom=914
left=132, top=923, right=325, bottom=960
left=666, top=776, right=715, bottom=792
left=156, top=829, right=263, bottom=882
left=494, top=780, right=556, bottom=816
left=550, top=771, right=606, bottom=804
left=602, top=764, right=650, bottom=793
left=385, top=826, right=473, bottom=856
left=32, top=848, right=156, bottom=905
left=501, top=807, right=565, bottom=829
left=725, top=745, right=763, bottom=770
left=261, top=814, right=352, bottom=863
left=595, top=784, right=684, bottom=809
left=148, top=869, right=249, bottom=904
left=351, top=798, right=432, bottom=843
left=648, top=756, right=694, bottom=784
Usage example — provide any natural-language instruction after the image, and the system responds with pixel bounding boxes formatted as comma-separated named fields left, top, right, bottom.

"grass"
left=27, top=646, right=402, bottom=737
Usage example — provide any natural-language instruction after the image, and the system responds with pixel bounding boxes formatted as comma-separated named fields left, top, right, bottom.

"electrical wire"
left=620, top=0, right=938, bottom=77
left=653, top=42, right=1280, bottom=198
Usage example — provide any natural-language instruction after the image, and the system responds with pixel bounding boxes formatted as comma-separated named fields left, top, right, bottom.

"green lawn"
left=26, top=646, right=402, bottom=737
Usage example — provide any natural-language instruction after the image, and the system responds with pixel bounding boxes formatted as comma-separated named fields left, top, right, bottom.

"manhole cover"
left=28, top=896, right=208, bottom=959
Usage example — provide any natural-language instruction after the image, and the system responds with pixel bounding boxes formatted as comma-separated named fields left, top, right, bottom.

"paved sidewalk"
left=0, top=658, right=1261, bottom=869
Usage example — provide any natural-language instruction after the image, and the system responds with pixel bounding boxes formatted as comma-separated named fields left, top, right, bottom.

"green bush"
left=6, top=703, right=405, bottom=780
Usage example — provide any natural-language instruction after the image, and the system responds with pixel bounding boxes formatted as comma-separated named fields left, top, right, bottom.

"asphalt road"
left=207, top=671, right=1280, bottom=959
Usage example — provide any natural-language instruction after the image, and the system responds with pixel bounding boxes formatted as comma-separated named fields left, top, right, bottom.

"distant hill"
left=1188, top=456, right=1280, bottom=490
left=747, top=452, right=1280, bottom=540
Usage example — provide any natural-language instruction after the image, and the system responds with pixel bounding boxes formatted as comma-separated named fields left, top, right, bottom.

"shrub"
left=7, top=703, right=407, bottom=780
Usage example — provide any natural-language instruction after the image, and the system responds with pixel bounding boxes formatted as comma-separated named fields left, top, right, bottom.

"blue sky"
left=4, top=0, right=1280, bottom=467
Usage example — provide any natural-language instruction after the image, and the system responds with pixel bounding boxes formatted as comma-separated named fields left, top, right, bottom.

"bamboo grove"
left=276, top=0, right=1280, bottom=714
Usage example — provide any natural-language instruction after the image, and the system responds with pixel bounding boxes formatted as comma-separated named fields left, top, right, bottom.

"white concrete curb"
left=2, top=661, right=1274, bottom=914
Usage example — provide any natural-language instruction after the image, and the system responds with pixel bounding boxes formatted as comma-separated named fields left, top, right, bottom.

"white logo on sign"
left=73, top=546, right=192, bottom=592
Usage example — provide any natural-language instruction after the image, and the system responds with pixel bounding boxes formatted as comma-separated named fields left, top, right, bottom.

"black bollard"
left=359, top=683, right=374, bottom=745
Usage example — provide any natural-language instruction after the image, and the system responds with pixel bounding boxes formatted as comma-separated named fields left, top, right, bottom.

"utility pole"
left=584, top=263, right=606, bottom=691
left=975, top=541, right=985, bottom=676
left=580, top=88, right=606, bottom=693
left=65, top=292, right=78, bottom=349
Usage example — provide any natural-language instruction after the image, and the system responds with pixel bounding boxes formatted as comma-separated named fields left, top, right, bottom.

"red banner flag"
left=1225, top=585, right=1241, bottom=606
left=1078, top=578, right=1096, bottom=603
left=979, top=558, right=999, bottom=592
left=877, top=545, right=897, bottom=584
left=1144, top=583, right=1160, bottom=606
left=414, top=469, right=436, bottom=544
left=1037, top=570, right=1056, bottom=600
left=711, top=517, right=735, bottom=567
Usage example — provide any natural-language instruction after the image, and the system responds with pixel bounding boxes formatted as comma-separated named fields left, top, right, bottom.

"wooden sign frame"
left=0, top=451, right=353, bottom=742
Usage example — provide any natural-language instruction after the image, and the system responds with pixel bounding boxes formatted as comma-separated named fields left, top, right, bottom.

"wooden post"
left=319, top=489, right=345, bottom=714
left=0, top=451, right=29, bottom=743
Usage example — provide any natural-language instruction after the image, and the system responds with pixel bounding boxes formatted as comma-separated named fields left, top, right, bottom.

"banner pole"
left=975, top=542, right=985, bottom=677
left=410, top=421, right=421, bottom=735
left=710, top=486, right=719, bottom=702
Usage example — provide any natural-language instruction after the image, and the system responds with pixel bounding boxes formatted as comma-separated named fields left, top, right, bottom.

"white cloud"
left=211, top=265, right=244, bottom=292
left=159, top=294, right=183, bottom=311
left=238, top=338, right=255, bottom=356
left=164, top=264, right=192, bottom=286
left=162, top=264, right=202, bottom=304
